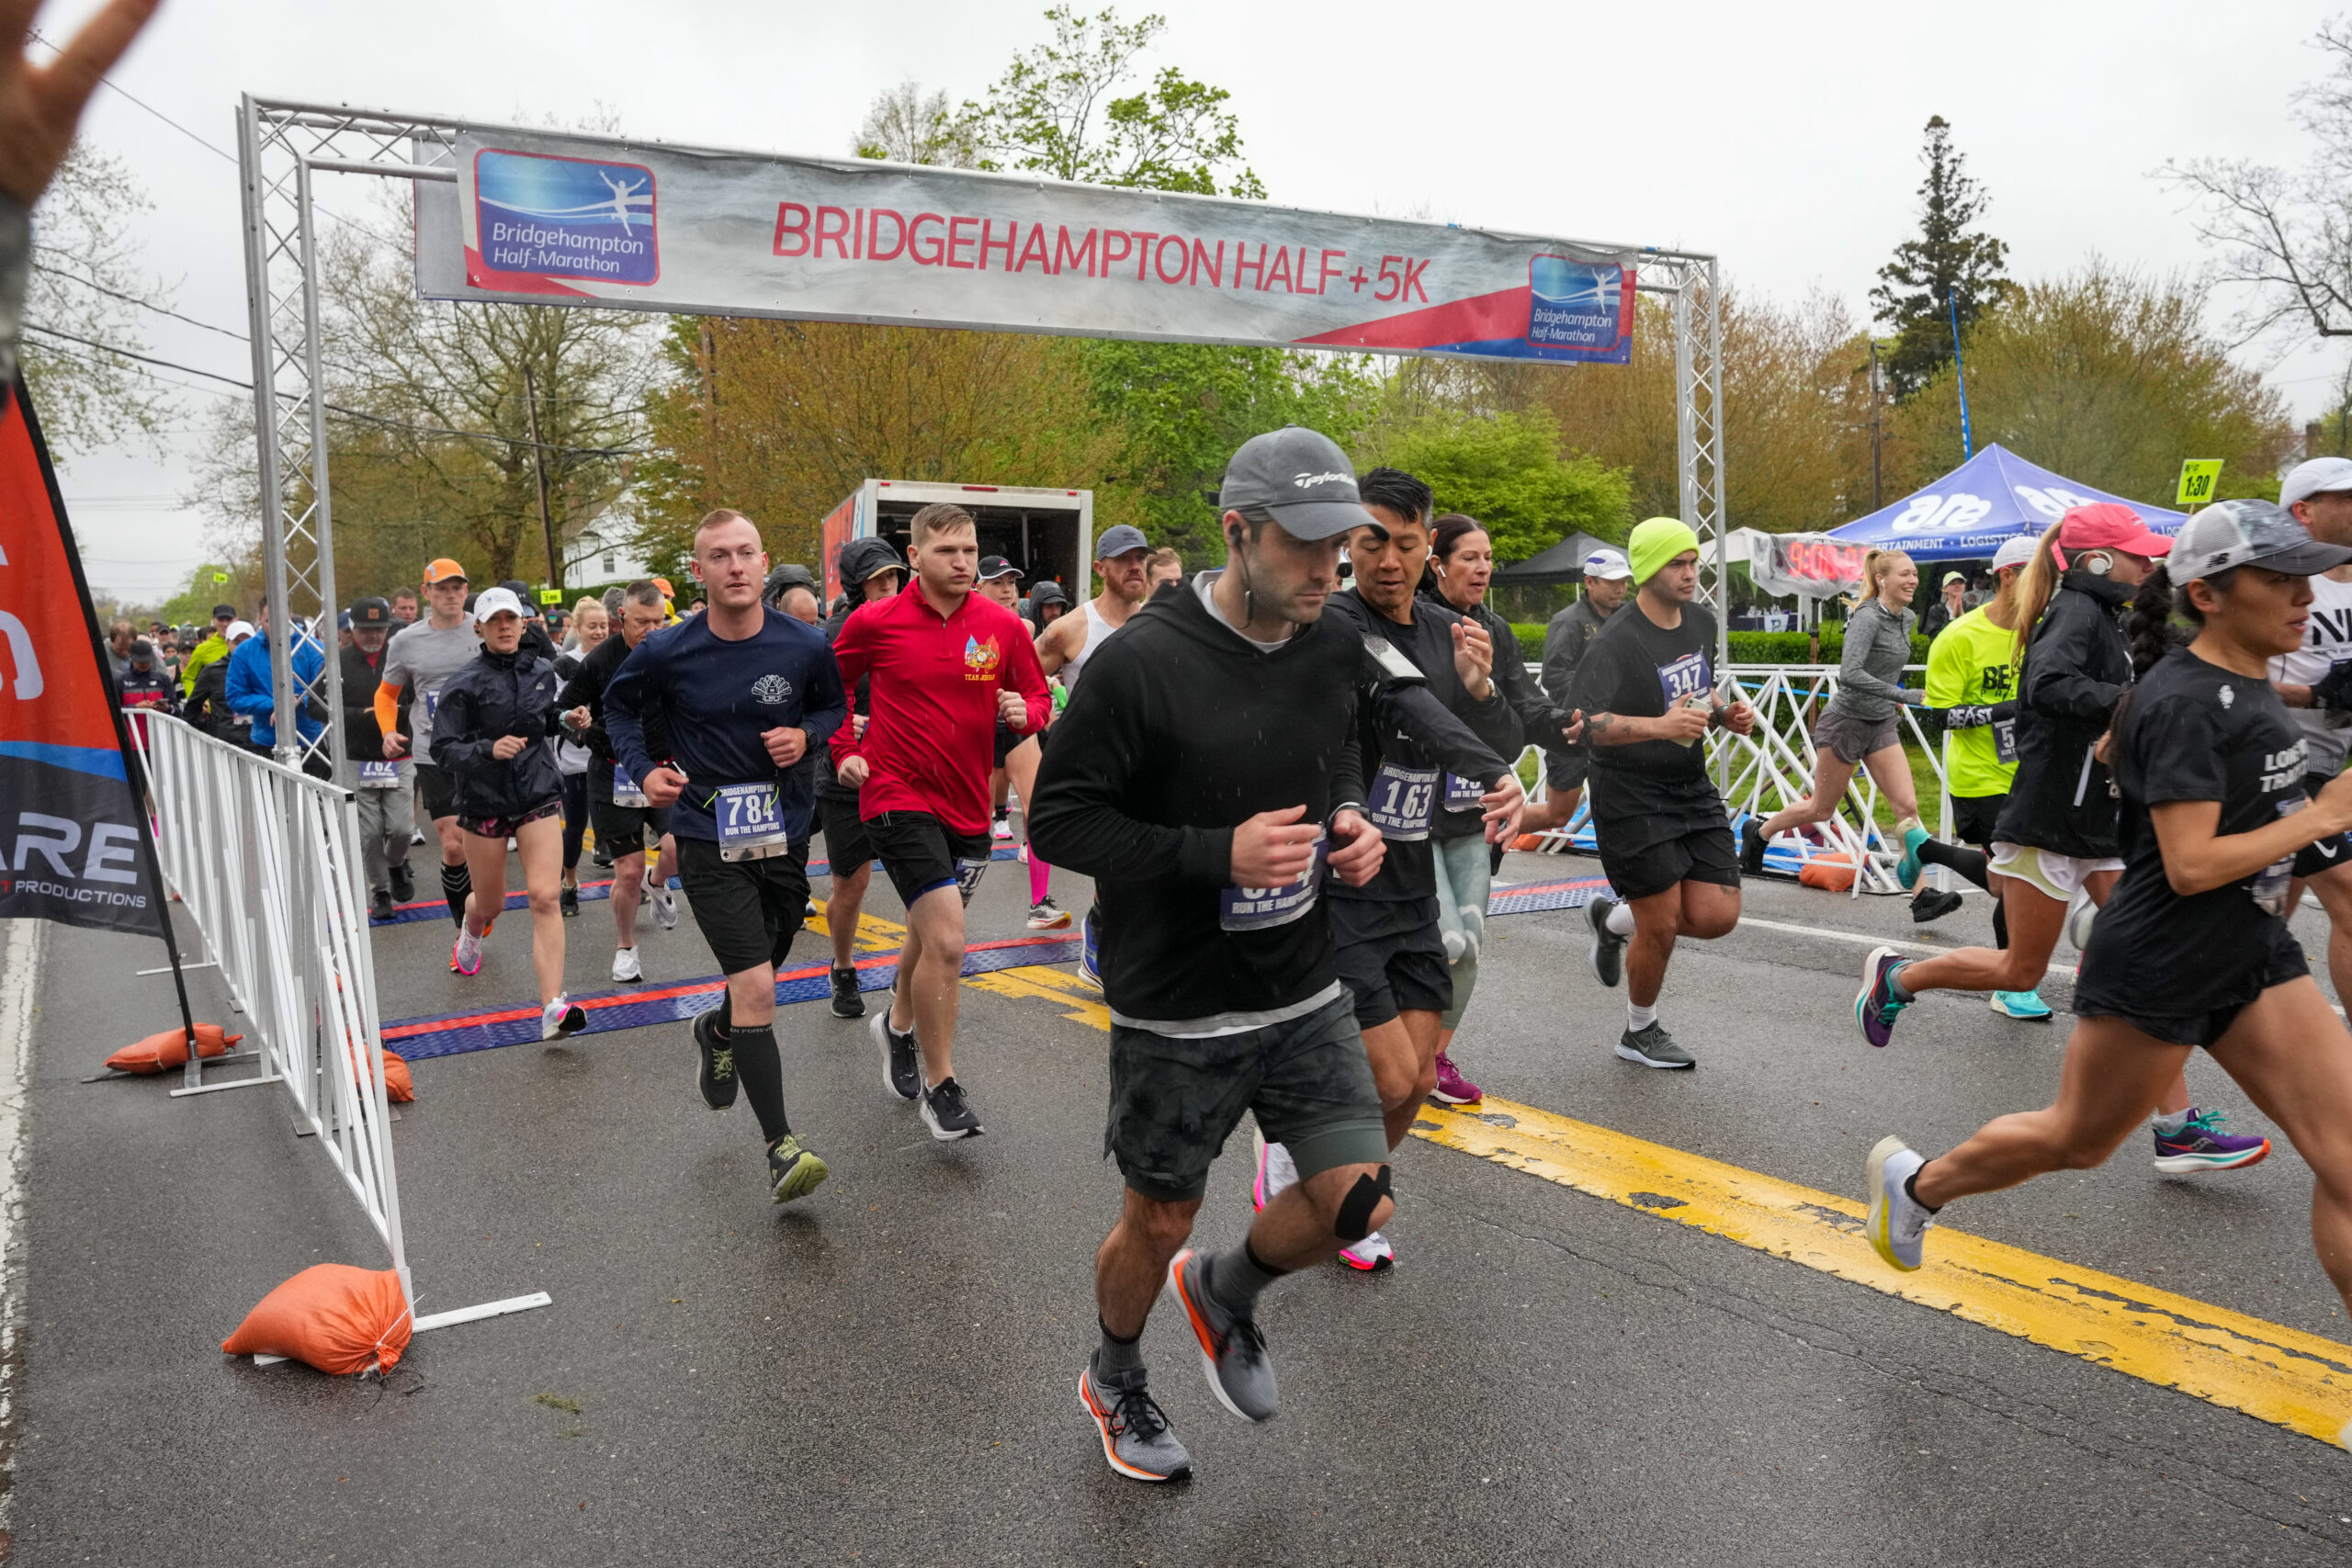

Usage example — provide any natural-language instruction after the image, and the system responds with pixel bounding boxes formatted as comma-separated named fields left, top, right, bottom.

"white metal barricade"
left=138, top=714, right=410, bottom=1291
left=1516, top=662, right=1955, bottom=897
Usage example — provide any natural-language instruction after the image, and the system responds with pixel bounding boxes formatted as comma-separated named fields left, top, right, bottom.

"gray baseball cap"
left=1093, top=525, right=1150, bottom=560
left=1216, top=426, right=1374, bottom=541
left=2169, top=499, right=2352, bottom=582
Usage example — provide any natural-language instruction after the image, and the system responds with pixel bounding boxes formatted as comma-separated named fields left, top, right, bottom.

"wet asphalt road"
left=10, top=844, right=2352, bottom=1565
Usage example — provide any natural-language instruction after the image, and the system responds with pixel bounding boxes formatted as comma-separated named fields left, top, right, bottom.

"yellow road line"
left=1418, top=1097, right=2352, bottom=1450
left=860, top=931, right=2352, bottom=1449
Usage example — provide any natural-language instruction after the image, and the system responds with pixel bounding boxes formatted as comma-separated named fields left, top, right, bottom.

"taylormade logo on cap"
left=1294, top=471, right=1351, bottom=489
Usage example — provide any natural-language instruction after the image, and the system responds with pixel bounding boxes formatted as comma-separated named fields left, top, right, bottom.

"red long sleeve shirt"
left=830, top=581, right=1050, bottom=834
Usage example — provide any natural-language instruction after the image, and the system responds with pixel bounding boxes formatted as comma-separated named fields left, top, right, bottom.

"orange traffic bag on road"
left=1796, top=851, right=1860, bottom=891
left=380, top=1049, right=414, bottom=1103
left=221, top=1264, right=413, bottom=1375
left=104, top=1024, right=243, bottom=1075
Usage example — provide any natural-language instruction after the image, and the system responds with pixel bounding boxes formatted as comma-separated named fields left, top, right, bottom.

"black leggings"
left=559, top=771, right=588, bottom=873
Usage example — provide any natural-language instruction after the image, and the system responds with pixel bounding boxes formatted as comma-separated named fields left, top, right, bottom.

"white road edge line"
left=0, top=919, right=42, bottom=1540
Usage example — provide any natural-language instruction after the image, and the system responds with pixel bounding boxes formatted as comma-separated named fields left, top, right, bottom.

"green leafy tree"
left=955, top=6, right=1263, bottom=197
left=852, top=81, right=978, bottom=166
left=1871, top=117, right=2015, bottom=400
left=23, top=143, right=174, bottom=456
left=153, top=562, right=244, bottom=626
left=1357, top=409, right=1631, bottom=562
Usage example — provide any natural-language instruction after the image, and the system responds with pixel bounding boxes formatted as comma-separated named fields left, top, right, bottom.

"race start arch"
left=237, top=97, right=1724, bottom=768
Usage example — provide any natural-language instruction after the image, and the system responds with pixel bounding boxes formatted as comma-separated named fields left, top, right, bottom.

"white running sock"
left=1627, top=1000, right=1658, bottom=1032
left=1605, top=900, right=1636, bottom=937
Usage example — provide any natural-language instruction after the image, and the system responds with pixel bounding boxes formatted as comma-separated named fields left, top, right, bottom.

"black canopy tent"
left=1492, top=531, right=1617, bottom=587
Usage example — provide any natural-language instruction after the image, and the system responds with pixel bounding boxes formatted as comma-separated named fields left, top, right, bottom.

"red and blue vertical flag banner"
left=0, top=376, right=172, bottom=939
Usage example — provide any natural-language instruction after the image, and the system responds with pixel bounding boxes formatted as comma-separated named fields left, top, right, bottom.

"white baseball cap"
left=224, top=619, right=254, bottom=642
left=1990, top=536, right=2037, bottom=572
left=1581, top=547, right=1633, bottom=581
left=471, top=585, right=526, bottom=625
left=2281, top=457, right=2352, bottom=510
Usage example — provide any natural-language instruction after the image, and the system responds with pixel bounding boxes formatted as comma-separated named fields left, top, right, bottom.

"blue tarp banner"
left=1828, top=445, right=2188, bottom=562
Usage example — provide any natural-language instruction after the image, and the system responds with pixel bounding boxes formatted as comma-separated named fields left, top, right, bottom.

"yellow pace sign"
left=2175, top=458, right=2223, bottom=508
left=537, top=587, right=564, bottom=605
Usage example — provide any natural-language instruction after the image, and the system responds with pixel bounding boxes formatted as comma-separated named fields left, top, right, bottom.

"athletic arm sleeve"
left=1026, top=650, right=1232, bottom=886
left=1928, top=701, right=2015, bottom=729
left=2019, top=598, right=2123, bottom=721
left=372, top=679, right=403, bottom=738
left=602, top=637, right=662, bottom=784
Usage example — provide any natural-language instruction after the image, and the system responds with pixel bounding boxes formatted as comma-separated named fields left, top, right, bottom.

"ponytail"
left=1845, top=548, right=1909, bottom=611
left=2008, top=523, right=2065, bottom=665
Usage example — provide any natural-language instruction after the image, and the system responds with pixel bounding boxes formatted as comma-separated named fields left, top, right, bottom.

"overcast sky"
left=37, top=0, right=2352, bottom=604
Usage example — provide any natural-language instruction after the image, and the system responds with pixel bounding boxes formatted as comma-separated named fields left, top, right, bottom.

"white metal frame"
left=236, top=96, right=1728, bottom=761
left=1517, top=662, right=1954, bottom=898
left=136, top=714, right=548, bottom=1342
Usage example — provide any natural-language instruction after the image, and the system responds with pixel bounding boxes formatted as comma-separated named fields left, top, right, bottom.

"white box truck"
left=818, top=479, right=1093, bottom=608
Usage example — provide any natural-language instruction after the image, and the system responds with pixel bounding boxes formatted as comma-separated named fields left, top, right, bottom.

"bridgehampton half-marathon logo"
left=1525, top=255, right=1624, bottom=354
left=473, top=149, right=659, bottom=285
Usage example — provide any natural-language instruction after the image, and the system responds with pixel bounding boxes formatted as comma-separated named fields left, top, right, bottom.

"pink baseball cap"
left=2051, top=502, right=2172, bottom=570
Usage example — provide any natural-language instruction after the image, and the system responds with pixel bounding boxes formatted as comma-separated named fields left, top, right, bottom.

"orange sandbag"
left=1513, top=833, right=1547, bottom=852
left=221, top=1263, right=412, bottom=1375
left=380, top=1049, right=414, bottom=1103
left=104, top=1024, right=244, bottom=1075
left=1797, top=851, right=1859, bottom=891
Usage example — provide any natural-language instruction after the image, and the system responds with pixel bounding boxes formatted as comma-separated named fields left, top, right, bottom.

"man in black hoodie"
left=1035, top=427, right=1494, bottom=1484
left=812, top=536, right=906, bottom=1017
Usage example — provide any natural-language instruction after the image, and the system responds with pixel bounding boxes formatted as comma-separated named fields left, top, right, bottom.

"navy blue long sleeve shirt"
left=604, top=609, right=848, bottom=844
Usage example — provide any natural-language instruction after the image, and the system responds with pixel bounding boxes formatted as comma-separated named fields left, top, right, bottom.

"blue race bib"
left=1367, top=761, right=1439, bottom=841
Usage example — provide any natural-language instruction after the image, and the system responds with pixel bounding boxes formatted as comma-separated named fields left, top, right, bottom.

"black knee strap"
left=1334, top=1166, right=1391, bottom=1242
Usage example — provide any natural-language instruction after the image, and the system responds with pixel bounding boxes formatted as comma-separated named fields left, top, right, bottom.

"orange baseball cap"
left=424, top=558, right=468, bottom=584
left=650, top=576, right=674, bottom=599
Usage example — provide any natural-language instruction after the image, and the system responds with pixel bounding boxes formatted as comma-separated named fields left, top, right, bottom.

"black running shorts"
left=1328, top=895, right=1453, bottom=1030
left=415, top=762, right=458, bottom=822
left=2075, top=920, right=2308, bottom=1049
left=1950, top=791, right=2007, bottom=851
left=992, top=720, right=1025, bottom=769
left=1596, top=818, right=1740, bottom=904
left=1544, top=745, right=1588, bottom=794
left=2293, top=773, right=2352, bottom=880
left=1106, top=993, right=1389, bottom=1204
left=865, top=809, right=991, bottom=909
left=458, top=797, right=563, bottom=840
left=589, top=793, right=673, bottom=859
left=674, top=835, right=811, bottom=978
left=817, top=784, right=872, bottom=872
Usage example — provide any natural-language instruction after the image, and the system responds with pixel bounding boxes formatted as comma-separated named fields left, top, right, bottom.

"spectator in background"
left=777, top=583, right=822, bottom=625
left=116, top=639, right=175, bottom=714
left=105, top=618, right=133, bottom=678
left=343, top=597, right=414, bottom=919
left=1920, top=570, right=1967, bottom=641
left=566, top=596, right=609, bottom=655
left=1147, top=547, right=1182, bottom=596
left=186, top=621, right=253, bottom=745
left=180, top=604, right=237, bottom=696
left=226, top=601, right=330, bottom=774
left=390, top=587, right=421, bottom=624
left=1027, top=580, right=1068, bottom=628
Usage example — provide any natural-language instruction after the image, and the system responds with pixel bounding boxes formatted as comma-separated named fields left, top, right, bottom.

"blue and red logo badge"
left=473, top=149, right=659, bottom=286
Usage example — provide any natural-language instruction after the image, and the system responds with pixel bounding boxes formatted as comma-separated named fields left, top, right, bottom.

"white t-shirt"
left=2268, top=570, right=2352, bottom=773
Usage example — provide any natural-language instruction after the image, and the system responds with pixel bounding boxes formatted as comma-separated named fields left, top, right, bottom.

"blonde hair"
left=2009, top=523, right=2066, bottom=663
left=1846, top=548, right=1912, bottom=611
left=571, top=595, right=606, bottom=623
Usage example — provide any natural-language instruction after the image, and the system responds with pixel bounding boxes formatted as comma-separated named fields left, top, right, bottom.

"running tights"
left=440, top=861, right=471, bottom=926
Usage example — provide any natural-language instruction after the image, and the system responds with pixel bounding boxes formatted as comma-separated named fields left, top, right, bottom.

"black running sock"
left=440, top=862, right=471, bottom=926
left=1205, top=1238, right=1288, bottom=1318
left=731, top=1024, right=790, bottom=1143
left=710, top=993, right=733, bottom=1037
left=1096, top=1317, right=1145, bottom=1379
left=1991, top=898, right=2009, bottom=952
left=1917, top=839, right=1990, bottom=891
left=1904, top=1167, right=1942, bottom=1213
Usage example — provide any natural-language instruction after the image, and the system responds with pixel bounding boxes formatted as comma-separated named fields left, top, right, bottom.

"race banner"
left=415, top=130, right=1637, bottom=364
left=0, top=378, right=168, bottom=937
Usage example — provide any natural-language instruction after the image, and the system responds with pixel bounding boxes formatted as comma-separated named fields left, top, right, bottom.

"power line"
left=32, top=254, right=247, bottom=341
left=21, top=322, right=649, bottom=457
left=28, top=29, right=239, bottom=168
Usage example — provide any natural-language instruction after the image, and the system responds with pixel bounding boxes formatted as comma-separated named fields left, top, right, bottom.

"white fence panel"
left=139, top=714, right=409, bottom=1297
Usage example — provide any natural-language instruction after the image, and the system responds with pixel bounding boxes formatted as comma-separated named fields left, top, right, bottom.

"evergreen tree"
left=1871, top=116, right=2014, bottom=399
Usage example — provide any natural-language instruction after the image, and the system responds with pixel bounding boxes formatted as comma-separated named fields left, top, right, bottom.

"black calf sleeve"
left=1334, top=1166, right=1392, bottom=1242
left=730, top=1025, right=790, bottom=1144
left=1917, top=839, right=1990, bottom=892
left=440, top=862, right=472, bottom=926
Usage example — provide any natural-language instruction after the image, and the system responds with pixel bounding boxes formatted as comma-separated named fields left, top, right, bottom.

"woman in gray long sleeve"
left=1742, top=549, right=1928, bottom=875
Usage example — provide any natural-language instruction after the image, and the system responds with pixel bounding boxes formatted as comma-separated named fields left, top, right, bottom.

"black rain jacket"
left=430, top=646, right=564, bottom=819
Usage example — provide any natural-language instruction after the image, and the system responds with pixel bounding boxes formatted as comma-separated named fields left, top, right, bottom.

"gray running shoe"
left=1615, top=1021, right=1694, bottom=1069
left=1866, top=1134, right=1932, bottom=1270
left=1586, top=895, right=1626, bottom=988
left=1164, top=1247, right=1278, bottom=1423
left=1079, top=1358, right=1192, bottom=1483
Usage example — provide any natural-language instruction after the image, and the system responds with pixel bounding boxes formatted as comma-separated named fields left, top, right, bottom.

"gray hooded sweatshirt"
left=1826, top=599, right=1917, bottom=722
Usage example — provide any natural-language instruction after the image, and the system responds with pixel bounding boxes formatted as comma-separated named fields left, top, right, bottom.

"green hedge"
left=1509, top=624, right=1930, bottom=666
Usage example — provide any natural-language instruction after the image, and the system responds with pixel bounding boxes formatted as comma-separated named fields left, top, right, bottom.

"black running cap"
left=1217, top=426, right=1373, bottom=541
left=836, top=535, right=905, bottom=589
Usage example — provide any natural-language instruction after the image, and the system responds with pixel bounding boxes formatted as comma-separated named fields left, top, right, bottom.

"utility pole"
left=522, top=361, right=561, bottom=594
left=1869, top=339, right=1883, bottom=512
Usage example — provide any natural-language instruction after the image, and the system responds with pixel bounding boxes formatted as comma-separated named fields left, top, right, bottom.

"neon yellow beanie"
left=1627, top=516, right=1702, bottom=584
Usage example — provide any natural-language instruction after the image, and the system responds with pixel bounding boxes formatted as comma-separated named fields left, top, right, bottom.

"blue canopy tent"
left=1828, top=444, right=2188, bottom=562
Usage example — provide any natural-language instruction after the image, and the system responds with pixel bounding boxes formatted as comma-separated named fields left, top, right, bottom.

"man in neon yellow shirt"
left=1908, top=537, right=2047, bottom=1019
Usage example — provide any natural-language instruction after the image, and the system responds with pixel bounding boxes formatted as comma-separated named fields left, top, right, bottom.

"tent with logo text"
left=1827, top=444, right=2188, bottom=562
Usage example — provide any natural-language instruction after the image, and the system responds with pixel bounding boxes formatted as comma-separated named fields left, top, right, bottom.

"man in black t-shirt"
left=1571, top=518, right=1756, bottom=1068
